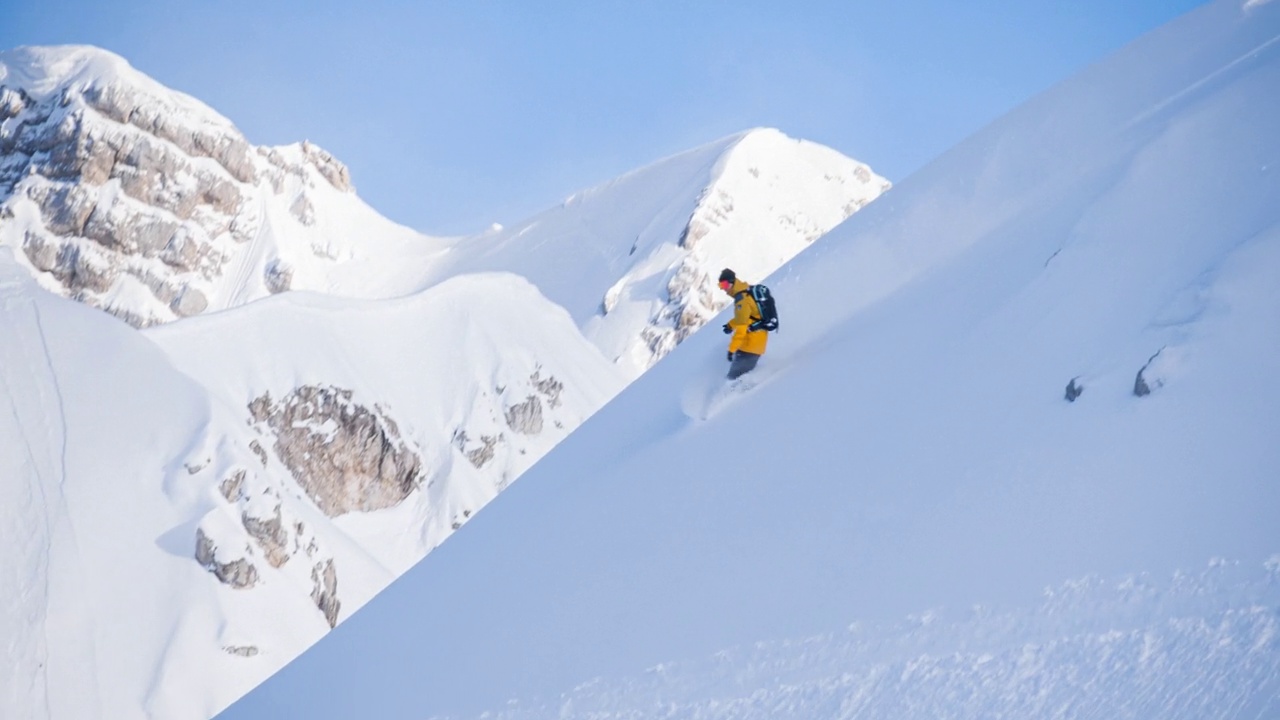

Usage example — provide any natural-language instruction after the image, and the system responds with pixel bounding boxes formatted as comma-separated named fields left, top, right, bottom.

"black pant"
left=727, top=350, right=761, bottom=379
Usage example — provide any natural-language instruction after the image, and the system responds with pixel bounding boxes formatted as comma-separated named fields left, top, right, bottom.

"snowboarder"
left=718, top=268, right=768, bottom=379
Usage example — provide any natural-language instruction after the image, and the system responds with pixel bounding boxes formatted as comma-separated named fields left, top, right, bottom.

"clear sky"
left=2, top=0, right=1206, bottom=236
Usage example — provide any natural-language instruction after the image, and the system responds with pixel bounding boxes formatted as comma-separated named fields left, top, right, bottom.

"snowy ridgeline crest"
left=0, top=47, right=890, bottom=381
left=189, top=369, right=572, bottom=630
left=582, top=129, right=890, bottom=374
left=440, top=559, right=1280, bottom=720
left=0, top=47, right=357, bottom=326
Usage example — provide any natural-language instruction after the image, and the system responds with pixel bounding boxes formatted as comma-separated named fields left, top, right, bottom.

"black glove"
left=727, top=351, right=736, bottom=361
left=721, top=323, right=733, bottom=335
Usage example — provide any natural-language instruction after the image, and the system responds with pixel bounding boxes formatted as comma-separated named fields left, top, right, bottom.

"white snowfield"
left=0, top=40, right=890, bottom=720
left=226, top=1, right=1280, bottom=718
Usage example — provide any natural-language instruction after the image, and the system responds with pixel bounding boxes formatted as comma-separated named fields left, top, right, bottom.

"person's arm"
left=727, top=295, right=753, bottom=353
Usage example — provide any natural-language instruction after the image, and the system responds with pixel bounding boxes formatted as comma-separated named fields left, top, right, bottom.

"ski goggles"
left=719, top=280, right=732, bottom=290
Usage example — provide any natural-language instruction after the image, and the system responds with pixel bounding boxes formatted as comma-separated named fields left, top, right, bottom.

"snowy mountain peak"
left=434, top=126, right=889, bottom=377
left=0, top=45, right=198, bottom=110
left=0, top=44, right=437, bottom=327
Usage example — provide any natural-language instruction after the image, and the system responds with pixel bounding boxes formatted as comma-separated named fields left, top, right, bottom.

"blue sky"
left=3, top=0, right=1205, bottom=236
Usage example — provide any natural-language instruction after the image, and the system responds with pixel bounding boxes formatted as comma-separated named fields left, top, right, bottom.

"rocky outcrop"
left=1065, top=377, right=1084, bottom=402
left=453, top=429, right=501, bottom=469
left=219, top=469, right=246, bottom=503
left=1, top=47, right=358, bottom=327
left=504, top=395, right=544, bottom=435
left=194, top=527, right=259, bottom=589
left=80, top=83, right=257, bottom=184
left=530, top=367, right=564, bottom=409
left=503, top=368, right=570, bottom=435
left=249, top=385, right=423, bottom=516
left=310, top=559, right=340, bottom=628
left=199, top=462, right=342, bottom=625
left=242, top=505, right=291, bottom=569
left=299, top=140, right=352, bottom=192
left=1134, top=347, right=1183, bottom=398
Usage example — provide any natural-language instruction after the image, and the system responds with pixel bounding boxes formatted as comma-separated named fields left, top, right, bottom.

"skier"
left=718, top=268, right=768, bottom=379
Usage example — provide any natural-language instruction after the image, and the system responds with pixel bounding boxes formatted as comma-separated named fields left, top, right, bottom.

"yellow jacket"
left=726, top=279, right=768, bottom=356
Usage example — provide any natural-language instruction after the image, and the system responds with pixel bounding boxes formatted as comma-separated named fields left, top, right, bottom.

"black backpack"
left=742, top=284, right=779, bottom=332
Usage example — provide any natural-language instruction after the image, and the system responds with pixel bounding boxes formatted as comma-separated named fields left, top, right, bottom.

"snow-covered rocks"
left=0, top=45, right=443, bottom=327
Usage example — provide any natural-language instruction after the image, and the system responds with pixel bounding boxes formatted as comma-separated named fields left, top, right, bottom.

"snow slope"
left=426, top=128, right=888, bottom=377
left=1, top=45, right=893, bottom=720
left=226, top=1, right=1280, bottom=717
left=0, top=244, right=627, bottom=719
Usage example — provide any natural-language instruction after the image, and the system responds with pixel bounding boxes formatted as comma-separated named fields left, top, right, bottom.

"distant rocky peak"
left=0, top=45, right=358, bottom=327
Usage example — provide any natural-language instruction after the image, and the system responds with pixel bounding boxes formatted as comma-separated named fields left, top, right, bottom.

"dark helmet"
left=718, top=268, right=736, bottom=284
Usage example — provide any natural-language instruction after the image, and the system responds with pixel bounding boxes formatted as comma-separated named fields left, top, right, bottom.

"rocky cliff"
left=0, top=46, right=409, bottom=327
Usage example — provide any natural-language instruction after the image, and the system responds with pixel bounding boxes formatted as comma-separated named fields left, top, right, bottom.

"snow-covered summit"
left=0, top=45, right=228, bottom=124
left=1, top=44, right=888, bottom=372
left=433, top=126, right=889, bottom=376
left=0, top=44, right=446, bottom=326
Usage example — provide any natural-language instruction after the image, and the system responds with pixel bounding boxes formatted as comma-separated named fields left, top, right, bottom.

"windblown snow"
left=227, top=1, right=1280, bottom=718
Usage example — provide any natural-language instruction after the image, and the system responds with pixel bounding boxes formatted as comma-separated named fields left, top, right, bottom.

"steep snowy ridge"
left=0, top=45, right=887, bottom=370
left=429, top=128, right=889, bottom=377
left=227, top=1, right=1280, bottom=718
left=0, top=45, right=449, bottom=327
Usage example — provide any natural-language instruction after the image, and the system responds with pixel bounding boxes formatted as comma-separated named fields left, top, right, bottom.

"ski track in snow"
left=0, top=273, right=73, bottom=717
left=221, top=201, right=269, bottom=311
left=1123, top=30, right=1280, bottom=132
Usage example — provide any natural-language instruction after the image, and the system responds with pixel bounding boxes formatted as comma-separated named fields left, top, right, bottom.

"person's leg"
left=727, top=351, right=760, bottom=379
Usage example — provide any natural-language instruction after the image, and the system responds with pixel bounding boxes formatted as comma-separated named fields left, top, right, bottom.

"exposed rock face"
left=453, top=429, right=501, bottom=469
left=0, top=47, right=356, bottom=327
left=219, top=469, right=246, bottom=503
left=198, top=462, right=343, bottom=626
left=249, top=385, right=423, bottom=516
left=504, top=395, right=544, bottom=435
left=299, top=141, right=352, bottom=192
left=1065, top=377, right=1084, bottom=402
left=194, top=527, right=259, bottom=589
left=242, top=505, right=291, bottom=568
left=501, top=368, right=571, bottom=435
left=310, top=559, right=340, bottom=628
left=530, top=368, right=564, bottom=409
left=1134, top=347, right=1181, bottom=398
